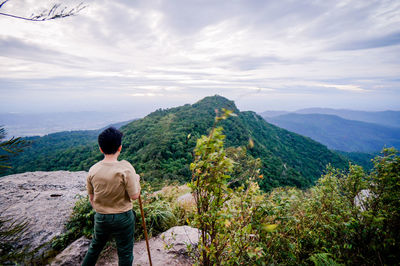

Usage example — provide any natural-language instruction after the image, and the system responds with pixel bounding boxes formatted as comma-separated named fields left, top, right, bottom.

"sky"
left=1, top=0, right=399, bottom=117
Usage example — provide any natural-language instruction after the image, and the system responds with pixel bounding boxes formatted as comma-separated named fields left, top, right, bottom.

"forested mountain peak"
left=146, top=95, right=239, bottom=119
left=192, top=95, right=239, bottom=112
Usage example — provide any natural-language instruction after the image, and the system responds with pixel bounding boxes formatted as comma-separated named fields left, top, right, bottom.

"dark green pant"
left=82, top=210, right=135, bottom=266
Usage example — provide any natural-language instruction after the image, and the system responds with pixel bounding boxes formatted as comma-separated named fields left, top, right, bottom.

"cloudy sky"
left=1, top=0, right=399, bottom=117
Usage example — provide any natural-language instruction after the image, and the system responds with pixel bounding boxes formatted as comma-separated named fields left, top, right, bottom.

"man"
left=82, top=127, right=141, bottom=266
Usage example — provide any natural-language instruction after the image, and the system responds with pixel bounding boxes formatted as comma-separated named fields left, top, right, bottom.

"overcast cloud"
left=1, top=0, right=399, bottom=116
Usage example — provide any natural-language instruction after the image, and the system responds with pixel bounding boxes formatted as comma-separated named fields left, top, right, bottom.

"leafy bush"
left=189, top=109, right=273, bottom=265
left=359, top=147, right=400, bottom=264
left=187, top=111, right=399, bottom=265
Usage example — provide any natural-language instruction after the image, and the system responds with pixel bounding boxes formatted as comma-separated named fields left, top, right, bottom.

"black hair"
left=98, top=127, right=123, bottom=154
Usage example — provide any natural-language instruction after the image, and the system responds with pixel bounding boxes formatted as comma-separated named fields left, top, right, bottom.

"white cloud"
left=129, top=93, right=163, bottom=97
left=0, top=0, right=399, bottom=113
left=316, top=83, right=367, bottom=92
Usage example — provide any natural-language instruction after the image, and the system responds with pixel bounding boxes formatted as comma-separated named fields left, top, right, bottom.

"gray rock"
left=0, top=171, right=199, bottom=265
left=0, top=171, right=87, bottom=255
left=50, top=236, right=91, bottom=266
left=354, top=189, right=374, bottom=212
left=177, top=193, right=194, bottom=204
left=96, top=225, right=199, bottom=266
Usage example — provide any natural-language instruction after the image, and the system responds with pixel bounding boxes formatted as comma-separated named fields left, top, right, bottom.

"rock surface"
left=0, top=171, right=87, bottom=253
left=51, top=226, right=199, bottom=266
left=50, top=236, right=91, bottom=266
left=1, top=171, right=199, bottom=265
left=98, top=225, right=199, bottom=266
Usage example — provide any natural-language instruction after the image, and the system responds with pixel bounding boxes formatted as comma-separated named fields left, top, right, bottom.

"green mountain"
left=336, top=150, right=377, bottom=170
left=3, top=121, right=132, bottom=176
left=264, top=113, right=400, bottom=152
left=5, top=96, right=347, bottom=191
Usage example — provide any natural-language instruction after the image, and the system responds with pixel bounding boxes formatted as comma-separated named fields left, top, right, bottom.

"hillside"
left=5, top=96, right=347, bottom=191
left=3, top=121, right=132, bottom=175
left=265, top=113, right=400, bottom=152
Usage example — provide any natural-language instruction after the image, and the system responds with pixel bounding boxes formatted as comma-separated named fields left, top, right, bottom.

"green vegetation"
left=5, top=96, right=348, bottom=192
left=4, top=130, right=101, bottom=176
left=189, top=109, right=236, bottom=265
left=254, top=148, right=400, bottom=265
left=0, top=215, right=31, bottom=265
left=336, top=150, right=377, bottom=170
left=188, top=109, right=269, bottom=265
left=186, top=114, right=400, bottom=265
left=55, top=117, right=399, bottom=265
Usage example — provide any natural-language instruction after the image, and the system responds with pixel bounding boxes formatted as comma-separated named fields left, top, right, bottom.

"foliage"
left=309, top=253, right=343, bottom=266
left=2, top=130, right=100, bottom=177
left=0, top=214, right=32, bottom=265
left=188, top=109, right=276, bottom=265
left=336, top=150, right=376, bottom=171
left=359, top=147, right=400, bottom=264
left=189, top=109, right=236, bottom=265
left=187, top=113, right=399, bottom=265
left=0, top=127, right=29, bottom=174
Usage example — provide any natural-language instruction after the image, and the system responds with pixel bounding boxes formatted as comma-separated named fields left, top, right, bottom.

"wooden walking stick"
left=138, top=195, right=153, bottom=266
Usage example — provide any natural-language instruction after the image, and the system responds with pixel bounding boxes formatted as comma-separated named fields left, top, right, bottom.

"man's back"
left=82, top=127, right=140, bottom=266
left=87, top=160, right=140, bottom=214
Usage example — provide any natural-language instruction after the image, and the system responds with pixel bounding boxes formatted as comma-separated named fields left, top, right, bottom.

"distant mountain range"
left=5, top=96, right=348, bottom=191
left=261, top=108, right=400, bottom=128
left=261, top=108, right=400, bottom=153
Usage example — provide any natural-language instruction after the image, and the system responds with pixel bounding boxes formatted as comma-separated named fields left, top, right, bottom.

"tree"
left=0, top=0, right=86, bottom=21
left=0, top=127, right=28, bottom=174
left=189, top=110, right=235, bottom=265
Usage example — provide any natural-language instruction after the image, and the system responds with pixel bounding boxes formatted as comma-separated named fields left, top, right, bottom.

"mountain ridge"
left=261, top=108, right=400, bottom=128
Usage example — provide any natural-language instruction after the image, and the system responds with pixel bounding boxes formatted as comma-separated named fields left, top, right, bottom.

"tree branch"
left=0, top=1, right=86, bottom=21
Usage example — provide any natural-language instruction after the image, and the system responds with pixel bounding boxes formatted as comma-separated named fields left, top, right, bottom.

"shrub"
left=187, top=110, right=399, bottom=265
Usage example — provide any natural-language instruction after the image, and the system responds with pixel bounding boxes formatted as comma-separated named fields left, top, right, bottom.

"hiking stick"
left=139, top=195, right=153, bottom=266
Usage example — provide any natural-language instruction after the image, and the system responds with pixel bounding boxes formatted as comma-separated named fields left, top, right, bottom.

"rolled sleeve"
left=86, top=174, right=94, bottom=195
left=124, top=167, right=141, bottom=197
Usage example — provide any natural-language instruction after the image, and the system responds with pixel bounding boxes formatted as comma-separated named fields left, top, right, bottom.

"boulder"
left=0, top=171, right=87, bottom=255
left=354, top=189, right=373, bottom=212
left=96, top=225, right=199, bottom=266
left=50, top=236, right=91, bottom=266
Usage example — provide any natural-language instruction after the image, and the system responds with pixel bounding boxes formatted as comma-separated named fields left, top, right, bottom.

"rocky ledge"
left=1, top=171, right=199, bottom=265
left=0, top=171, right=87, bottom=254
left=51, top=225, right=199, bottom=265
